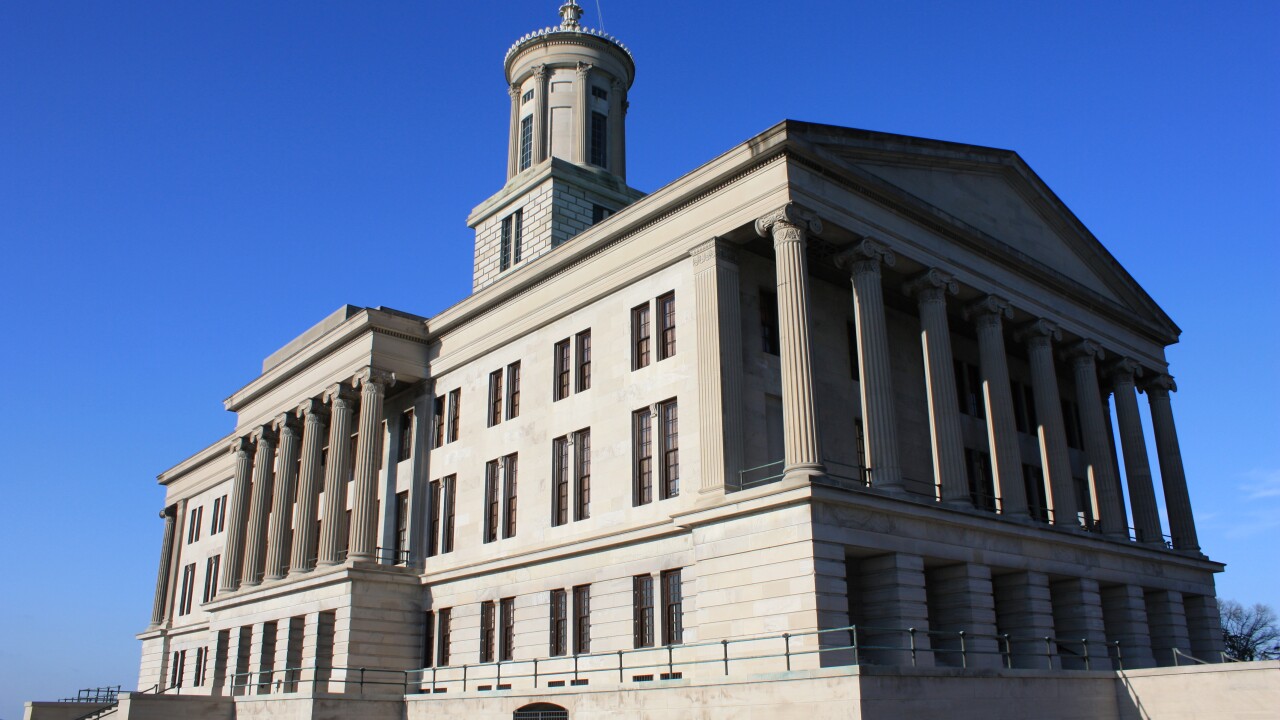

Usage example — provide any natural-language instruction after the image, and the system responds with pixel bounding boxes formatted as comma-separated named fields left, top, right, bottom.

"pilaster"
left=993, top=571, right=1057, bottom=669
left=1183, top=594, right=1224, bottom=662
left=1145, top=589, right=1191, bottom=666
left=1100, top=584, right=1155, bottom=669
left=691, top=239, right=743, bottom=492
left=1049, top=577, right=1108, bottom=669
left=533, top=64, right=549, bottom=165
left=925, top=563, right=1000, bottom=668
left=855, top=552, right=932, bottom=666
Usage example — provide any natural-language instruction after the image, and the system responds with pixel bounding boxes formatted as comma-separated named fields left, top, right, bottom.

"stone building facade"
left=94, top=2, right=1235, bottom=718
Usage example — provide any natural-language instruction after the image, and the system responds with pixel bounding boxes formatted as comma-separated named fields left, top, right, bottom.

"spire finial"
left=559, top=1, right=582, bottom=30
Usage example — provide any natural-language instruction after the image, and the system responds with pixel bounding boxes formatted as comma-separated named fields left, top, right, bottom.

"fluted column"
left=609, top=78, right=627, bottom=179
left=755, top=204, right=824, bottom=481
left=904, top=269, right=965, bottom=504
left=290, top=399, right=328, bottom=575
left=691, top=239, right=744, bottom=492
left=1066, top=342, right=1126, bottom=537
left=1109, top=359, right=1162, bottom=545
left=264, top=414, right=301, bottom=581
left=574, top=63, right=591, bottom=164
left=965, top=296, right=1028, bottom=517
left=533, top=65, right=549, bottom=164
left=506, top=83, right=521, bottom=179
left=349, top=368, right=394, bottom=562
left=149, top=506, right=178, bottom=627
left=318, top=383, right=357, bottom=566
left=220, top=437, right=255, bottom=592
left=241, top=426, right=277, bottom=586
left=838, top=239, right=902, bottom=491
left=1017, top=320, right=1078, bottom=527
left=1143, top=375, right=1200, bottom=552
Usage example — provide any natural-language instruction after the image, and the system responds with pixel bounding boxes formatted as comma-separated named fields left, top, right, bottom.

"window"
left=447, top=389, right=461, bottom=443
left=500, top=210, right=523, bottom=271
left=1013, top=381, right=1037, bottom=435
left=428, top=479, right=442, bottom=556
left=573, top=585, right=591, bottom=654
left=506, top=361, right=521, bottom=420
left=512, top=210, right=523, bottom=263
left=591, top=85, right=608, bottom=100
left=1023, top=464, right=1049, bottom=523
left=576, top=330, right=591, bottom=392
left=393, top=491, right=409, bottom=563
left=210, top=495, right=227, bottom=534
left=631, top=303, right=651, bottom=370
left=847, top=321, right=860, bottom=381
left=657, top=292, right=676, bottom=360
left=193, top=647, right=207, bottom=687
left=500, top=597, right=516, bottom=661
left=553, top=436, right=570, bottom=527
left=1062, top=399, right=1084, bottom=450
left=178, top=563, right=196, bottom=616
left=553, top=339, right=571, bottom=401
left=590, top=111, right=608, bottom=167
left=633, top=409, right=653, bottom=506
left=480, top=601, right=496, bottom=663
left=202, top=555, right=220, bottom=603
left=437, top=608, right=452, bottom=666
left=170, top=650, right=185, bottom=689
left=954, top=361, right=985, bottom=419
left=484, top=460, right=500, bottom=544
left=550, top=589, right=568, bottom=656
left=398, top=409, right=414, bottom=462
left=432, top=395, right=446, bottom=448
left=760, top=290, right=780, bottom=355
left=591, top=204, right=611, bottom=224
left=519, top=116, right=533, bottom=171
left=633, top=575, right=654, bottom=648
left=503, top=453, right=519, bottom=539
left=422, top=611, right=435, bottom=668
left=187, top=506, right=203, bottom=544
left=441, top=475, right=456, bottom=553
left=661, top=400, right=680, bottom=499
left=661, top=569, right=683, bottom=646
left=522, top=88, right=534, bottom=104
left=574, top=429, right=591, bottom=521
left=489, top=369, right=504, bottom=427
left=965, top=448, right=996, bottom=512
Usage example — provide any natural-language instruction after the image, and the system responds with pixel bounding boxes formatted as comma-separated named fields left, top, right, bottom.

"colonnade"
left=755, top=203, right=1200, bottom=552
left=505, top=62, right=628, bottom=180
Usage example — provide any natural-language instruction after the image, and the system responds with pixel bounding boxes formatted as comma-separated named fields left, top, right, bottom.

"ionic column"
left=574, top=62, right=591, bottom=164
left=1016, top=320, right=1078, bottom=527
left=965, top=296, right=1028, bottom=517
left=1108, top=359, right=1162, bottom=545
left=533, top=65, right=549, bottom=164
left=264, top=414, right=301, bottom=581
left=1066, top=342, right=1126, bottom=536
left=1143, top=375, right=1200, bottom=552
left=838, top=238, right=902, bottom=490
left=220, top=437, right=255, bottom=592
left=691, top=239, right=744, bottom=492
left=149, top=505, right=178, bottom=627
left=755, top=204, right=824, bottom=481
left=318, top=383, right=357, bottom=566
left=506, top=82, right=521, bottom=179
left=609, top=78, right=626, bottom=179
left=289, top=399, right=328, bottom=575
left=904, top=269, right=965, bottom=504
left=348, top=368, right=394, bottom=562
left=241, top=426, right=277, bottom=586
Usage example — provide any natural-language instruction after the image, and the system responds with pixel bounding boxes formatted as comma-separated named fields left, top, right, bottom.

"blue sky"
left=1, top=1, right=1276, bottom=716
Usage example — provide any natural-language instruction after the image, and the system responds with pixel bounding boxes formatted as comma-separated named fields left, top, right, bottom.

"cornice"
left=156, top=432, right=236, bottom=487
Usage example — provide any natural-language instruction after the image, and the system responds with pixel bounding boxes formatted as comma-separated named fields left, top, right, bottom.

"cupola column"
left=318, top=383, right=357, bottom=566
left=219, top=437, right=255, bottom=592
left=507, top=83, right=521, bottom=179
left=1143, top=375, right=1200, bottom=552
left=1066, top=342, right=1127, bottom=537
left=533, top=65, right=550, bottom=165
left=756, top=204, right=824, bottom=482
left=240, top=425, right=277, bottom=586
left=965, top=296, right=1029, bottom=518
left=348, top=368, right=394, bottom=563
left=1017, top=319, right=1079, bottom=527
left=904, top=269, right=965, bottom=504
left=1109, top=359, right=1163, bottom=545
left=609, top=78, right=627, bottom=179
left=264, top=413, right=301, bottom=581
left=289, top=399, right=328, bottom=575
left=574, top=63, right=592, bottom=164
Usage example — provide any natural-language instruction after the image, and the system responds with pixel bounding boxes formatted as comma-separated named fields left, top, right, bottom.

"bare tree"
left=1220, top=600, right=1280, bottom=661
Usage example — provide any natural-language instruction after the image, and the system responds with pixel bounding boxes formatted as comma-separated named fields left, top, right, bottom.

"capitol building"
left=27, top=3, right=1277, bottom=719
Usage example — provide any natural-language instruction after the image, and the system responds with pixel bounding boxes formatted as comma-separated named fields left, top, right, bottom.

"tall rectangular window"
left=760, top=290, right=780, bottom=355
left=506, top=361, right=521, bottom=419
left=188, top=506, right=203, bottom=543
left=428, top=479, right=442, bottom=556
left=631, top=302, right=651, bottom=370
left=484, top=460, right=500, bottom=544
left=193, top=646, right=207, bottom=687
left=633, top=575, right=654, bottom=648
left=847, top=321, right=860, bottom=381
left=480, top=601, right=495, bottom=663
left=574, top=429, right=591, bottom=521
left=954, top=361, right=985, bottom=419
left=661, top=400, right=680, bottom=499
left=398, top=409, right=414, bottom=462
left=178, top=563, right=196, bottom=616
left=441, top=475, right=456, bottom=553
left=422, top=611, right=435, bottom=668
left=170, top=650, right=186, bottom=689
left=661, top=569, right=683, bottom=646
left=553, top=339, right=571, bottom=401
left=500, top=597, right=515, bottom=662
left=211, top=495, right=226, bottom=535
left=965, top=448, right=996, bottom=512
left=394, top=491, right=409, bottom=563
left=591, top=204, right=611, bottom=224
left=552, top=435, right=570, bottom=527
left=573, top=584, right=591, bottom=655
left=550, top=589, right=568, bottom=657
left=512, top=209, right=523, bottom=264
left=437, top=608, right=452, bottom=666
left=447, top=389, right=461, bottom=443
left=488, top=369, right=504, bottom=427
left=633, top=409, right=653, bottom=506
left=657, top=292, right=676, bottom=360
left=202, top=555, right=220, bottom=603
left=500, top=215, right=513, bottom=271
left=432, top=395, right=446, bottom=448
left=1062, top=399, right=1084, bottom=450
left=503, top=453, right=518, bottom=539
left=576, top=329, right=591, bottom=392
left=519, top=116, right=533, bottom=171
left=590, top=111, right=607, bottom=167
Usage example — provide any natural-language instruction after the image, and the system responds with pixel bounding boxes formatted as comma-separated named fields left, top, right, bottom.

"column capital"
left=1064, top=339, right=1106, bottom=366
left=1014, top=318, right=1062, bottom=346
left=508, top=83, right=521, bottom=100
left=755, top=203, right=822, bottom=241
left=902, top=268, right=958, bottom=303
left=575, top=61, right=592, bottom=78
left=323, top=382, right=358, bottom=409
left=160, top=505, right=177, bottom=520
left=229, top=436, right=252, bottom=457
left=1141, top=373, right=1177, bottom=395
left=272, top=412, right=300, bottom=436
left=533, top=63, right=549, bottom=80
left=296, top=397, right=329, bottom=420
left=836, top=237, right=896, bottom=277
left=354, top=367, right=396, bottom=392
left=248, top=424, right=277, bottom=446
left=963, top=295, right=1013, bottom=324
left=690, top=237, right=739, bottom=267
left=1106, top=357, right=1145, bottom=385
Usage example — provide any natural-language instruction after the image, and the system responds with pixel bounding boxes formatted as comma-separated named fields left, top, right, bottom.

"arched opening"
left=513, top=702, right=569, bottom=720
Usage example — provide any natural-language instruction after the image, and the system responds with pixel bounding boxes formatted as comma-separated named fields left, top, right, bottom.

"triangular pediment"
left=783, top=122, right=1179, bottom=341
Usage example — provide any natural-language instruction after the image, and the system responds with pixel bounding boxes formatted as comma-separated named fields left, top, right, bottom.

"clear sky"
left=1, top=1, right=1276, bottom=716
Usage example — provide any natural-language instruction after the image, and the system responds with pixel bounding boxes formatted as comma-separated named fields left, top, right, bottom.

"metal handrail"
left=1171, top=647, right=1209, bottom=666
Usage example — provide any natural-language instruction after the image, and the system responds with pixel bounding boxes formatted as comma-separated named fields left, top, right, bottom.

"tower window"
left=500, top=209, right=522, bottom=271
left=591, top=86, right=608, bottom=100
left=590, top=112, right=607, bottom=167
left=519, top=116, right=533, bottom=171
left=522, top=88, right=534, bottom=104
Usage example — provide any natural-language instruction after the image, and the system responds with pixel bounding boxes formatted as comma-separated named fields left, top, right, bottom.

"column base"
left=783, top=464, right=825, bottom=483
